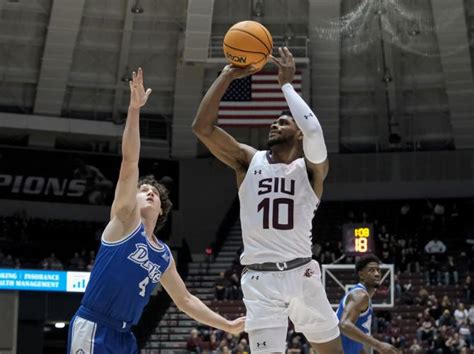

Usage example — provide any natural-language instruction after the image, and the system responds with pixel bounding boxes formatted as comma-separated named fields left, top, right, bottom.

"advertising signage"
left=0, top=268, right=90, bottom=293
left=0, top=147, right=178, bottom=206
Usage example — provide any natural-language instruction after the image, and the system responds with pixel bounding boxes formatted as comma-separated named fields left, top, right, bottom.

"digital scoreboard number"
left=342, top=223, right=374, bottom=255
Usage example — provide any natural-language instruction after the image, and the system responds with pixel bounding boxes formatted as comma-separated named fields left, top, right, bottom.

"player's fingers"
left=278, top=46, right=285, bottom=61
left=269, top=55, right=282, bottom=67
left=145, top=88, right=152, bottom=98
left=137, top=67, right=143, bottom=83
left=283, top=47, right=291, bottom=62
left=248, top=66, right=260, bottom=75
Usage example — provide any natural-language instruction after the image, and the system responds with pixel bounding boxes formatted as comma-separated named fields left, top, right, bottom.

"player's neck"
left=360, top=281, right=376, bottom=297
left=269, top=145, right=301, bottom=164
left=141, top=215, right=158, bottom=240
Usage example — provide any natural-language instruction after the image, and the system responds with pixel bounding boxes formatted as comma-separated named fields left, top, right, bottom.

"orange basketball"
left=223, top=21, right=273, bottom=70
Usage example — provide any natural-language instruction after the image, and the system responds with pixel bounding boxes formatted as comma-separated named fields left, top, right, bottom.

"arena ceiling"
left=0, top=0, right=473, bottom=154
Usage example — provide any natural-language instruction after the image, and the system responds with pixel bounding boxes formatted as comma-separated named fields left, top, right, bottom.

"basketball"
left=223, top=20, right=273, bottom=70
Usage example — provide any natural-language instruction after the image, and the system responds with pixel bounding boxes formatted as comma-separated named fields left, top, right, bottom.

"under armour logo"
left=276, top=262, right=288, bottom=271
left=76, top=350, right=85, bottom=354
left=304, top=112, right=314, bottom=119
left=254, top=170, right=262, bottom=175
left=251, top=275, right=260, bottom=280
left=257, top=341, right=267, bottom=347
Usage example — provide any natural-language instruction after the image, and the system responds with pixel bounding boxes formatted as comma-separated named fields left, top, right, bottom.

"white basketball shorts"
left=241, top=260, right=339, bottom=352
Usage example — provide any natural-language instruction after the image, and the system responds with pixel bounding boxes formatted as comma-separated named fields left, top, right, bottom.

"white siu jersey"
left=239, top=150, right=320, bottom=265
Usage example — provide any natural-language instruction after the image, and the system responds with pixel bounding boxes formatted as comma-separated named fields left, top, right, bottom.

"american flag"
left=218, top=71, right=302, bottom=127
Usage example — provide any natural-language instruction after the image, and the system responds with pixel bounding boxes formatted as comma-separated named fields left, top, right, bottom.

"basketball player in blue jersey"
left=336, top=255, right=399, bottom=354
left=192, top=47, right=343, bottom=354
left=68, top=68, right=245, bottom=354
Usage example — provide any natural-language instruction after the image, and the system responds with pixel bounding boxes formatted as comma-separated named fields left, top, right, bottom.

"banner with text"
left=0, top=147, right=178, bottom=207
left=0, top=268, right=90, bottom=293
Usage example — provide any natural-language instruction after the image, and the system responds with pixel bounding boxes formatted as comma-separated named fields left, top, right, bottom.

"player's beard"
left=266, top=135, right=289, bottom=148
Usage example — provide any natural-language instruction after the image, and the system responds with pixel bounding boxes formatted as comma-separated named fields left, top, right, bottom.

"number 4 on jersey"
left=138, top=276, right=150, bottom=297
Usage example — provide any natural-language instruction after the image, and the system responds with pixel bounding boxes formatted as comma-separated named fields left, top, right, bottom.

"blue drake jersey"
left=336, top=283, right=373, bottom=354
left=81, top=223, right=172, bottom=325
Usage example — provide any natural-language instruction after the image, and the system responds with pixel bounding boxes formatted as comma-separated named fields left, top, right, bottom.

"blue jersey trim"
left=101, top=222, right=142, bottom=247
left=145, top=234, right=166, bottom=252
left=162, top=245, right=173, bottom=274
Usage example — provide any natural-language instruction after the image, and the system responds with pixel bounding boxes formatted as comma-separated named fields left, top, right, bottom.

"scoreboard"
left=342, top=223, right=375, bottom=255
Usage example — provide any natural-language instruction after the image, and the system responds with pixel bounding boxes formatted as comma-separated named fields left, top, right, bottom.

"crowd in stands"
left=208, top=199, right=473, bottom=353
left=186, top=324, right=318, bottom=354
left=186, top=328, right=249, bottom=354
left=0, top=248, right=97, bottom=272
left=0, top=199, right=472, bottom=353
left=372, top=290, right=474, bottom=352
left=0, top=214, right=104, bottom=271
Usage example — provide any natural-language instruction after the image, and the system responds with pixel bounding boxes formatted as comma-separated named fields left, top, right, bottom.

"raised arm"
left=192, top=65, right=258, bottom=172
left=339, top=291, right=399, bottom=354
left=271, top=47, right=329, bottom=191
left=104, top=68, right=152, bottom=241
left=160, top=260, right=245, bottom=334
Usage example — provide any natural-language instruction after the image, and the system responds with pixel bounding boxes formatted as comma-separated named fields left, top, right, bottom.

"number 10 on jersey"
left=258, top=197, right=294, bottom=230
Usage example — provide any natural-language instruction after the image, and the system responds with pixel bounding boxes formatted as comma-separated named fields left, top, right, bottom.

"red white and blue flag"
left=218, top=71, right=302, bottom=127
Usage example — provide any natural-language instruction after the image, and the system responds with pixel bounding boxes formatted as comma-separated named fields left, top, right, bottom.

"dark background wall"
left=17, top=292, right=82, bottom=354
left=174, top=158, right=237, bottom=254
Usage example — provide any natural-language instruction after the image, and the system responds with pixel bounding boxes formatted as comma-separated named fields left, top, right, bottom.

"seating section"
left=0, top=199, right=472, bottom=352
left=0, top=216, right=104, bottom=269
left=141, top=198, right=473, bottom=353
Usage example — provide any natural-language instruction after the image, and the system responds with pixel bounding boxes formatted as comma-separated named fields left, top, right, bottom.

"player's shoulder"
left=236, top=143, right=258, bottom=169
left=241, top=143, right=258, bottom=154
left=347, top=287, right=370, bottom=303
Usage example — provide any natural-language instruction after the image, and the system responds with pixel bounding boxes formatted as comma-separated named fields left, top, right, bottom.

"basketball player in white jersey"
left=192, top=47, right=343, bottom=354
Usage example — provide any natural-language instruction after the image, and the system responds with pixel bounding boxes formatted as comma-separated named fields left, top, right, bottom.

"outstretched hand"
left=221, top=64, right=260, bottom=81
left=129, top=67, right=152, bottom=109
left=226, top=316, right=246, bottom=335
left=270, top=46, right=296, bottom=86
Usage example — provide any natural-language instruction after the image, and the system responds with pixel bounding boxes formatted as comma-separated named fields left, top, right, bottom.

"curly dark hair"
left=138, top=175, right=173, bottom=232
left=355, top=255, right=381, bottom=273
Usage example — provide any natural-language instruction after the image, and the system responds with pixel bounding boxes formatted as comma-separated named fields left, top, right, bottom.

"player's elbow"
left=192, top=119, right=213, bottom=138
left=174, top=291, right=194, bottom=312
left=339, top=319, right=352, bottom=333
left=191, top=119, right=204, bottom=134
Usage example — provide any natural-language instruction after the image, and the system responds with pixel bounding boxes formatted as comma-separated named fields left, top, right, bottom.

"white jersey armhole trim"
left=163, top=245, right=173, bottom=273
left=344, top=287, right=371, bottom=317
left=146, top=234, right=166, bottom=252
left=101, top=222, right=142, bottom=247
left=161, top=250, right=174, bottom=275
left=301, top=158, right=320, bottom=205
left=238, top=150, right=264, bottom=195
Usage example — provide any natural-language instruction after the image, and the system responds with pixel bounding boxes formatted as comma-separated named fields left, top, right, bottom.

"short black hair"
left=280, top=110, right=292, bottom=117
left=138, top=175, right=173, bottom=232
left=355, top=255, right=381, bottom=273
